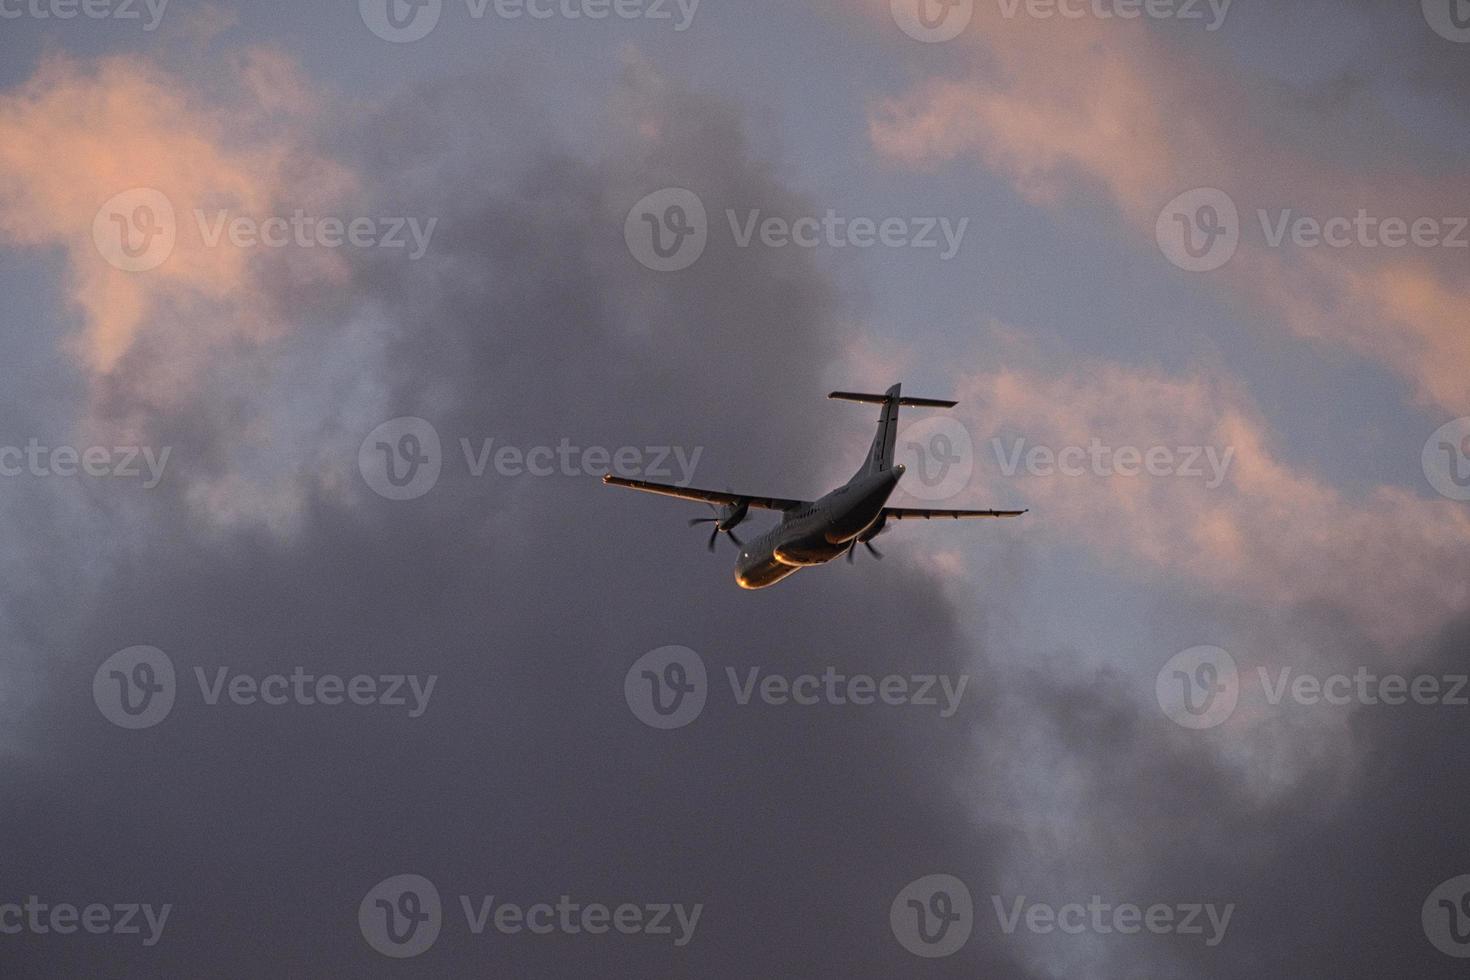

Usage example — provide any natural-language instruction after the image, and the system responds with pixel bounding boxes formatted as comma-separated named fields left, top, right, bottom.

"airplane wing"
left=602, top=475, right=803, bottom=512
left=882, top=506, right=1028, bottom=519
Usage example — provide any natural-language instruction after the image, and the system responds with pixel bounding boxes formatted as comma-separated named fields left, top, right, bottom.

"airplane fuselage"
left=735, top=465, right=905, bottom=589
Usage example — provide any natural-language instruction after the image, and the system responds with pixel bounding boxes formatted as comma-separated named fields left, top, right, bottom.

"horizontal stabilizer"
left=828, top=391, right=957, bottom=409
left=883, top=506, right=1027, bottom=519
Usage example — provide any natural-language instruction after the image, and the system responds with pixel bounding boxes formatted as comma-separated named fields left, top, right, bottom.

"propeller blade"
left=864, top=541, right=883, bottom=560
left=689, top=517, right=717, bottom=527
left=846, top=541, right=857, bottom=563
left=728, top=529, right=743, bottom=548
left=706, top=527, right=719, bottom=552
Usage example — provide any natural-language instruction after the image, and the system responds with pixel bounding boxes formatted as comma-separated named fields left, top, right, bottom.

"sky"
left=0, top=0, right=1469, bottom=976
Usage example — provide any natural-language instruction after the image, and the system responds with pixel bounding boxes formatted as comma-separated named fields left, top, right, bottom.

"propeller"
left=689, top=498, right=750, bottom=552
left=846, top=518, right=887, bottom=563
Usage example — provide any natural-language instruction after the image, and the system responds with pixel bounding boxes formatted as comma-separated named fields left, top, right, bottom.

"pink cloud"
left=865, top=4, right=1470, bottom=413
left=0, top=50, right=354, bottom=381
left=950, top=325, right=1470, bottom=649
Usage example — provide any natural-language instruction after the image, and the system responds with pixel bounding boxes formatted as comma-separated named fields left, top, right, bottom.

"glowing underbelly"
left=734, top=557, right=800, bottom=590
left=774, top=536, right=846, bottom=566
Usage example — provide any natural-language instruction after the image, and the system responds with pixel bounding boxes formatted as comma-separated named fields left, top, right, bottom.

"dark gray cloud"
left=0, top=60, right=1029, bottom=978
left=1031, top=615, right=1470, bottom=980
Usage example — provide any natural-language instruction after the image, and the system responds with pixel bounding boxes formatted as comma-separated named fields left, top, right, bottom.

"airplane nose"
left=891, top=463, right=906, bottom=477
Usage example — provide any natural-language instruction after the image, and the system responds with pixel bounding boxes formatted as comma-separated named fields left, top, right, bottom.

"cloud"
left=0, top=48, right=353, bottom=381
left=0, top=49, right=1032, bottom=977
left=865, top=3, right=1470, bottom=413
left=946, top=324, right=1470, bottom=650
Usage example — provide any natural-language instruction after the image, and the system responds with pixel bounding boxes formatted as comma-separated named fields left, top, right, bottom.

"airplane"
left=602, top=384, right=1027, bottom=589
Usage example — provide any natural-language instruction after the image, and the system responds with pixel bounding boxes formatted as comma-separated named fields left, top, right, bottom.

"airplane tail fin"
left=829, top=384, right=957, bottom=477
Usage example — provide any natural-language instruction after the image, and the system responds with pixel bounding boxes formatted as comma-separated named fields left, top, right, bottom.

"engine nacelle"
left=716, top=499, right=750, bottom=532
